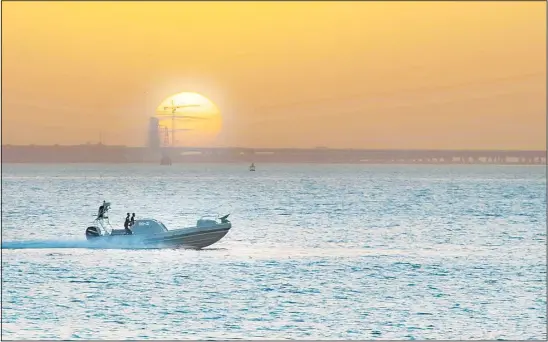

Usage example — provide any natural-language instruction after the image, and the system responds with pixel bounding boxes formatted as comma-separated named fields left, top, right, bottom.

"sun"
left=155, top=92, right=222, bottom=147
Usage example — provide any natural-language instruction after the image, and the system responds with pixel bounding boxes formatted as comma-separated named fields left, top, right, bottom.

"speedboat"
left=85, top=201, right=232, bottom=249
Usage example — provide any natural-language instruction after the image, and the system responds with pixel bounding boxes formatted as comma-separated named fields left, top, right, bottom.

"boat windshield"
left=131, top=219, right=168, bottom=235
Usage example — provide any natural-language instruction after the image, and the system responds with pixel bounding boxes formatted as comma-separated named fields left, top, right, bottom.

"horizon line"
left=1, top=144, right=546, bottom=152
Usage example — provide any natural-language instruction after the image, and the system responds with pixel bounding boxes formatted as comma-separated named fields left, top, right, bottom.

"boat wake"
left=1, top=238, right=158, bottom=250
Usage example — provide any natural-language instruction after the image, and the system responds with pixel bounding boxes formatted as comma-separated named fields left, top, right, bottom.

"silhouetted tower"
left=147, top=117, right=160, bottom=150
left=162, top=126, right=170, bottom=147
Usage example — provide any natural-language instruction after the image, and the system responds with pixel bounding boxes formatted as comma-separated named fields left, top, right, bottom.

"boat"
left=249, top=163, right=256, bottom=171
left=160, top=153, right=172, bottom=165
left=85, top=201, right=232, bottom=249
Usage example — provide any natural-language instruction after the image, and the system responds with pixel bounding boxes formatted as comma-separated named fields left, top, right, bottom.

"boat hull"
left=143, top=226, right=231, bottom=249
left=87, top=224, right=231, bottom=249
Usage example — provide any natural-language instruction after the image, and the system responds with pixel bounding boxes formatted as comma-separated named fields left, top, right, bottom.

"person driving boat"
left=124, top=213, right=133, bottom=235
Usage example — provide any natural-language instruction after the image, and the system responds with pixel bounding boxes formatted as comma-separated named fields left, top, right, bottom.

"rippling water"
left=1, top=163, right=546, bottom=340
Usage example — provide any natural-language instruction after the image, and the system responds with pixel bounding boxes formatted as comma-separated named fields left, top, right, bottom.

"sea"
left=1, top=163, right=546, bottom=340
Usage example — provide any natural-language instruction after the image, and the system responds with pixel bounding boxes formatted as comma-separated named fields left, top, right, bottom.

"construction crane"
left=159, top=125, right=194, bottom=147
left=156, top=99, right=204, bottom=147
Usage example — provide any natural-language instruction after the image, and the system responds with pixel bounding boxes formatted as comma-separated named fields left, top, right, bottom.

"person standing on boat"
left=97, top=202, right=106, bottom=219
left=124, top=213, right=132, bottom=235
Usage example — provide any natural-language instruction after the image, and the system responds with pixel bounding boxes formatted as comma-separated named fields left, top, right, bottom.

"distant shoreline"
left=2, top=145, right=546, bottom=165
left=1, top=161, right=546, bottom=166
left=2, top=144, right=545, bottom=151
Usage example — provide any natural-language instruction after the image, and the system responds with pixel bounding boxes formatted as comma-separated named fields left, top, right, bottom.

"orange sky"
left=2, top=1, right=546, bottom=149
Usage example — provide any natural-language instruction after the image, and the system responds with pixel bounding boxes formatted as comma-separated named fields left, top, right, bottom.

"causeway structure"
left=2, top=145, right=546, bottom=165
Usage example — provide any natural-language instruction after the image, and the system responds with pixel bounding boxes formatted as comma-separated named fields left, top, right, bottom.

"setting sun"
left=155, top=92, right=222, bottom=147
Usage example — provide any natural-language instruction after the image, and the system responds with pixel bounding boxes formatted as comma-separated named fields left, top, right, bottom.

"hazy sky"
left=2, top=1, right=546, bottom=149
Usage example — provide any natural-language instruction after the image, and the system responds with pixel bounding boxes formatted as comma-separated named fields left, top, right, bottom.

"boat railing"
left=100, top=218, right=114, bottom=235
left=199, top=213, right=220, bottom=221
left=91, top=216, right=113, bottom=235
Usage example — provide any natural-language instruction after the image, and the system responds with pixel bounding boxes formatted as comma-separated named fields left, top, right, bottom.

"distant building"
left=148, top=117, right=160, bottom=150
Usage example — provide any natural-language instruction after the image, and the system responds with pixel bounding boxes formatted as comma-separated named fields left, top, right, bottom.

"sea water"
left=1, top=163, right=546, bottom=340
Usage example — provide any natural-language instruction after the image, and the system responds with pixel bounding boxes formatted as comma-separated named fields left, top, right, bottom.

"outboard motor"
left=85, top=226, right=101, bottom=240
